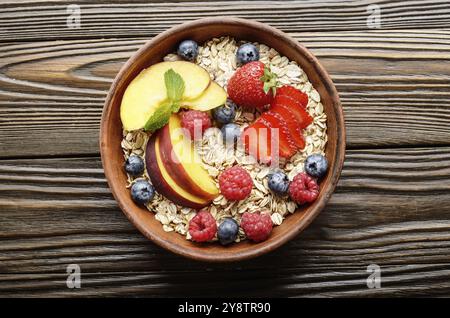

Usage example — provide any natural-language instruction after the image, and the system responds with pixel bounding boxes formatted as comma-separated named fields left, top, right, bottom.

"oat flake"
left=121, top=36, right=327, bottom=241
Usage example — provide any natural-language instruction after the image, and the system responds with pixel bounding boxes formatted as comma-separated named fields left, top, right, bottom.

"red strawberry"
left=272, top=94, right=304, bottom=110
left=258, top=112, right=297, bottom=159
left=242, top=121, right=272, bottom=163
left=227, top=61, right=277, bottom=109
left=270, top=103, right=313, bottom=129
left=270, top=104, right=305, bottom=149
left=277, top=85, right=309, bottom=107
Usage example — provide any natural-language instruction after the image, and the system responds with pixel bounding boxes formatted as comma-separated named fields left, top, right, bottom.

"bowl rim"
left=100, top=17, right=346, bottom=262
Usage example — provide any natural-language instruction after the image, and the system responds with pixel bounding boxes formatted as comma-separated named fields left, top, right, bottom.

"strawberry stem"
left=260, top=66, right=278, bottom=95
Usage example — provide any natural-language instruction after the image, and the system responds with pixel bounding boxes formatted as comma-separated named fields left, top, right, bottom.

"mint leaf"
left=165, top=69, right=185, bottom=102
left=143, top=69, right=186, bottom=132
left=144, top=101, right=174, bottom=132
left=171, top=101, right=181, bottom=113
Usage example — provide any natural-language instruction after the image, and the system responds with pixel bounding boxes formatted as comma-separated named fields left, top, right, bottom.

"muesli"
left=120, top=36, right=328, bottom=245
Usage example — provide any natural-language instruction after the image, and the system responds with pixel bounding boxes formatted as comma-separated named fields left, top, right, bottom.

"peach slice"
left=182, top=82, right=227, bottom=111
left=120, top=61, right=211, bottom=131
left=146, top=133, right=210, bottom=209
left=159, top=114, right=219, bottom=200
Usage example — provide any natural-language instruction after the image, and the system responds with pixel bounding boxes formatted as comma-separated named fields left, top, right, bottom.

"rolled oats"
left=271, top=213, right=283, bottom=226
left=121, top=36, right=327, bottom=239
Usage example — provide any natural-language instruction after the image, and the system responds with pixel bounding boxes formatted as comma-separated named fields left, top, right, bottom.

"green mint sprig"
left=144, top=69, right=185, bottom=132
left=165, top=68, right=185, bottom=103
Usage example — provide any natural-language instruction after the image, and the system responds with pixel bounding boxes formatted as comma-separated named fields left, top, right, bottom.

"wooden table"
left=1, top=0, right=450, bottom=297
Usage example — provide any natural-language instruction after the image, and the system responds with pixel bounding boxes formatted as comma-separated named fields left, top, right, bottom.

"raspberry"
left=188, top=210, right=217, bottom=242
left=240, top=212, right=273, bottom=242
left=288, top=172, right=319, bottom=204
left=219, top=166, right=253, bottom=200
left=180, top=110, right=211, bottom=140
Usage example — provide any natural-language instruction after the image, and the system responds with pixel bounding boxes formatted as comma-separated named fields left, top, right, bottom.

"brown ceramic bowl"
left=100, top=17, right=345, bottom=262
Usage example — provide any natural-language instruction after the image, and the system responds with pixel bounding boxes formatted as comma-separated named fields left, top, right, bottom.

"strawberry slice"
left=242, top=122, right=272, bottom=163
left=270, top=104, right=305, bottom=149
left=277, top=85, right=309, bottom=108
left=272, top=94, right=304, bottom=110
left=271, top=100, right=313, bottom=130
left=259, top=112, right=297, bottom=159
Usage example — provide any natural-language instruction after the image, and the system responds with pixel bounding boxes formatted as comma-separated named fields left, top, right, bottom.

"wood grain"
left=2, top=30, right=450, bottom=158
left=0, top=147, right=449, bottom=296
left=1, top=0, right=450, bottom=41
left=1, top=0, right=450, bottom=297
left=2, top=265, right=450, bottom=297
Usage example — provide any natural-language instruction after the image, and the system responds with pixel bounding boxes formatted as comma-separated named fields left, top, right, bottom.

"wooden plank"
left=1, top=1, right=450, bottom=41
left=2, top=30, right=450, bottom=157
left=1, top=265, right=450, bottom=297
left=0, top=147, right=449, bottom=296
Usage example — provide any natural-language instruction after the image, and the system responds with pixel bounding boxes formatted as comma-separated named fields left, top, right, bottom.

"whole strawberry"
left=227, top=61, right=277, bottom=109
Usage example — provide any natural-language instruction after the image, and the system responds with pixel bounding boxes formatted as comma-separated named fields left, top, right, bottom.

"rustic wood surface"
left=1, top=0, right=450, bottom=297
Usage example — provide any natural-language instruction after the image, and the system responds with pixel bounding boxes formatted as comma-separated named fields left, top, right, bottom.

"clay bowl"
left=100, top=17, right=345, bottom=262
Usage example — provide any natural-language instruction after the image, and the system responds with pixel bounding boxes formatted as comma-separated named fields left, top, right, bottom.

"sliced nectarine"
left=165, top=114, right=219, bottom=199
left=146, top=134, right=209, bottom=209
left=158, top=122, right=218, bottom=200
left=182, top=82, right=227, bottom=111
left=120, top=61, right=211, bottom=131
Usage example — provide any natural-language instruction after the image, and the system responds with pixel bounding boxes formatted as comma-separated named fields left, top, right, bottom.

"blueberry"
left=217, top=218, right=239, bottom=245
left=213, top=101, right=236, bottom=124
left=221, top=123, right=241, bottom=144
left=124, top=155, right=145, bottom=177
left=305, top=154, right=328, bottom=178
left=236, top=43, right=259, bottom=64
left=267, top=171, right=290, bottom=195
left=131, top=180, right=155, bottom=205
left=177, top=40, right=199, bottom=61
